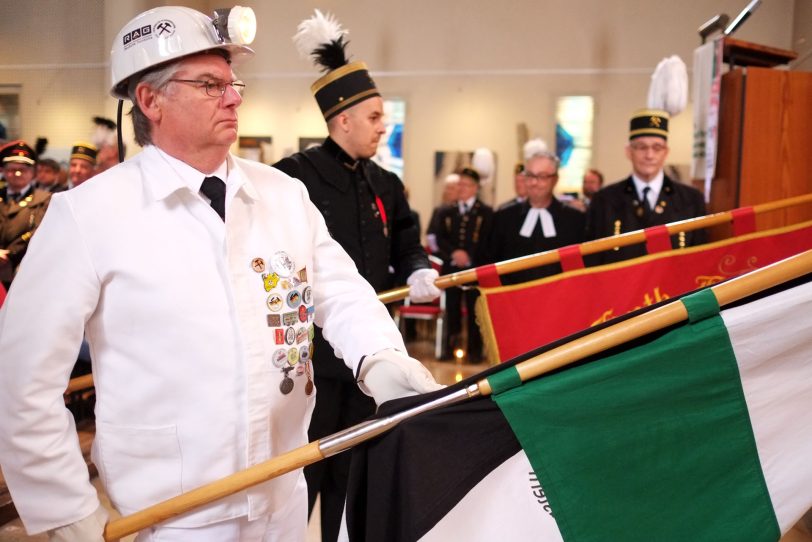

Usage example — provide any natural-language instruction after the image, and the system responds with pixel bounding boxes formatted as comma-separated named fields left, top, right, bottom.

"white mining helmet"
left=110, top=5, right=256, bottom=100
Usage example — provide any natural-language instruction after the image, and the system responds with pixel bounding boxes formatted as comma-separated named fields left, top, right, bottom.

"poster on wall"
left=0, top=87, right=21, bottom=142
left=238, top=136, right=273, bottom=164
left=298, top=137, right=323, bottom=152
left=433, top=150, right=497, bottom=207
left=373, top=99, right=405, bottom=180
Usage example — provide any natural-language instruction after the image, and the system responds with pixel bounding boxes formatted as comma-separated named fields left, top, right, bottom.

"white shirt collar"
left=631, top=171, right=664, bottom=206
left=147, top=146, right=255, bottom=206
left=458, top=196, right=476, bottom=214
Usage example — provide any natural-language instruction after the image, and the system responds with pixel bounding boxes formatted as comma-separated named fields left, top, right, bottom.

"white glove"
left=406, top=268, right=441, bottom=303
left=48, top=504, right=108, bottom=542
left=357, top=348, right=445, bottom=405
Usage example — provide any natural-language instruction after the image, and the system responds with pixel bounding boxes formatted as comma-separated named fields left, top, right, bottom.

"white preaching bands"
left=520, top=207, right=557, bottom=239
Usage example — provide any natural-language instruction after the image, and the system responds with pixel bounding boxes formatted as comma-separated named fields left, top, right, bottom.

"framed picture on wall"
left=238, top=136, right=273, bottom=164
left=298, top=137, right=323, bottom=152
left=433, top=150, right=497, bottom=207
left=0, top=86, right=22, bottom=142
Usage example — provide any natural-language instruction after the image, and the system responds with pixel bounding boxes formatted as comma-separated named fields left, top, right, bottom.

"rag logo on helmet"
left=122, top=24, right=153, bottom=50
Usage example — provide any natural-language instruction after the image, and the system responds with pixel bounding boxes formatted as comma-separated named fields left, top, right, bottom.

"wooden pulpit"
left=706, top=38, right=812, bottom=237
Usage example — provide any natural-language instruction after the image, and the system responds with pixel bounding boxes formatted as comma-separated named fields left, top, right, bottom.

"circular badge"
left=308, top=324, right=315, bottom=341
left=251, top=257, right=266, bottom=273
left=295, top=363, right=306, bottom=376
left=298, top=304, right=308, bottom=323
left=271, top=349, right=288, bottom=369
left=286, top=290, right=302, bottom=309
left=287, top=347, right=300, bottom=365
left=271, top=251, right=296, bottom=278
left=285, top=327, right=296, bottom=345
left=299, top=344, right=310, bottom=362
left=302, top=286, right=312, bottom=305
left=266, top=294, right=283, bottom=312
left=279, top=375, right=294, bottom=395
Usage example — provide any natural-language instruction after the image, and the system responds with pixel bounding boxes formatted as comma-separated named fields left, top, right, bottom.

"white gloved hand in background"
left=48, top=504, right=108, bottom=542
left=406, top=268, right=441, bottom=303
left=356, top=348, right=444, bottom=405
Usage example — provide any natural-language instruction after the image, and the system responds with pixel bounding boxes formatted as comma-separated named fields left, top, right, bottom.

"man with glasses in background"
left=586, top=109, right=706, bottom=264
left=483, top=151, right=585, bottom=285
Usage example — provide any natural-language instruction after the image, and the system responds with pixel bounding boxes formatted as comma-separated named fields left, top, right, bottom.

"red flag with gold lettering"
left=477, top=221, right=812, bottom=362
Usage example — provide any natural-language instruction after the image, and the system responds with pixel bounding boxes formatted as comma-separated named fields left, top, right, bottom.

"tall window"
left=555, top=96, right=594, bottom=196
left=373, top=99, right=406, bottom=180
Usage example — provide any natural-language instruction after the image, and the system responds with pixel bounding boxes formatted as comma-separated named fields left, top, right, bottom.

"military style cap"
left=294, top=10, right=380, bottom=121
left=1, top=140, right=38, bottom=166
left=629, top=109, right=669, bottom=140
left=459, top=167, right=481, bottom=184
left=71, top=142, right=99, bottom=165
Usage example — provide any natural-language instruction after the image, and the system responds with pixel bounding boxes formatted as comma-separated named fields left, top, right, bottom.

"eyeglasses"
left=169, top=78, right=246, bottom=97
left=522, top=171, right=557, bottom=182
left=630, top=143, right=667, bottom=153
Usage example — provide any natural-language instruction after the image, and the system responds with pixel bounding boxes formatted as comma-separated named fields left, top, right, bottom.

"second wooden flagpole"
left=104, top=248, right=812, bottom=540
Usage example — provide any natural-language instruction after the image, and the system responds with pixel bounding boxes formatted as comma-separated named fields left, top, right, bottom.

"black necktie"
left=200, top=176, right=226, bottom=221
left=641, top=186, right=652, bottom=216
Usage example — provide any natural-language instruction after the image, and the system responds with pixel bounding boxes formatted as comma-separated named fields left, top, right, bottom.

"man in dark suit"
left=273, top=13, right=439, bottom=541
left=484, top=151, right=586, bottom=285
left=435, top=167, right=493, bottom=361
left=586, top=109, right=707, bottom=264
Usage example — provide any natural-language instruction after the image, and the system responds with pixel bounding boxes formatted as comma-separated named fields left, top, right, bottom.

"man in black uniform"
left=434, top=167, right=493, bottom=361
left=586, top=109, right=706, bottom=264
left=0, top=141, right=51, bottom=289
left=484, top=151, right=585, bottom=285
left=273, top=11, right=440, bottom=542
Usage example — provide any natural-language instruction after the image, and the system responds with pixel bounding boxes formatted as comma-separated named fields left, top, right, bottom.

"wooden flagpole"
left=104, top=248, right=812, bottom=540
left=67, top=193, right=812, bottom=395
left=377, top=192, right=812, bottom=304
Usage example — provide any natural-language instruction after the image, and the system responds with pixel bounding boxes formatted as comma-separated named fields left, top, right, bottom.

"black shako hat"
left=294, top=10, right=380, bottom=121
left=629, top=109, right=669, bottom=141
left=71, top=141, right=98, bottom=165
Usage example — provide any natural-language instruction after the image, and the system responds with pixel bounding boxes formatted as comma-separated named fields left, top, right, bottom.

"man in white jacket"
left=0, top=6, right=441, bottom=541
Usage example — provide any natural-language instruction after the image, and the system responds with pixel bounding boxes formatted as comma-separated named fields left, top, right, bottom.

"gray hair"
left=127, top=61, right=184, bottom=147
left=525, top=150, right=561, bottom=173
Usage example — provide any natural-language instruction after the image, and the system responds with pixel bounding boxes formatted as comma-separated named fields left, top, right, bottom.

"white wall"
left=0, top=0, right=797, bottom=224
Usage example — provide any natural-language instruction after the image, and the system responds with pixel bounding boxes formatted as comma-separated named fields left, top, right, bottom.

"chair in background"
left=394, top=254, right=446, bottom=359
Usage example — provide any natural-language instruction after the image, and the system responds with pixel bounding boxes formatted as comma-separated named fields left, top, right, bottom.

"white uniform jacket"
left=0, top=145, right=406, bottom=533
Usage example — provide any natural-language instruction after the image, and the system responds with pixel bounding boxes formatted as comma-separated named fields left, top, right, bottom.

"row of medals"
left=251, top=251, right=315, bottom=397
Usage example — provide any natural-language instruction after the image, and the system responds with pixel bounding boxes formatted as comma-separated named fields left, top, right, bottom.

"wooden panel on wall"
left=709, top=67, right=812, bottom=240
left=739, top=68, right=812, bottom=230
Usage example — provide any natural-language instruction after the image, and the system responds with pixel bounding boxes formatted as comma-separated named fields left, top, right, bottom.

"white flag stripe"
left=420, top=450, right=563, bottom=542
left=723, top=281, right=812, bottom=534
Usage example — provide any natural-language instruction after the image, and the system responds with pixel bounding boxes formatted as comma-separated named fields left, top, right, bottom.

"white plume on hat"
left=444, top=173, right=460, bottom=184
left=472, top=148, right=495, bottom=181
left=647, top=55, right=688, bottom=116
left=293, top=9, right=348, bottom=63
left=522, top=138, right=549, bottom=160
left=91, top=117, right=116, bottom=148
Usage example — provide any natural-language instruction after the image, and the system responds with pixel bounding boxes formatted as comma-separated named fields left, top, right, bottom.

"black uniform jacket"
left=483, top=198, right=586, bottom=285
left=585, top=175, right=707, bottom=265
left=274, top=138, right=428, bottom=380
left=434, top=199, right=494, bottom=275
